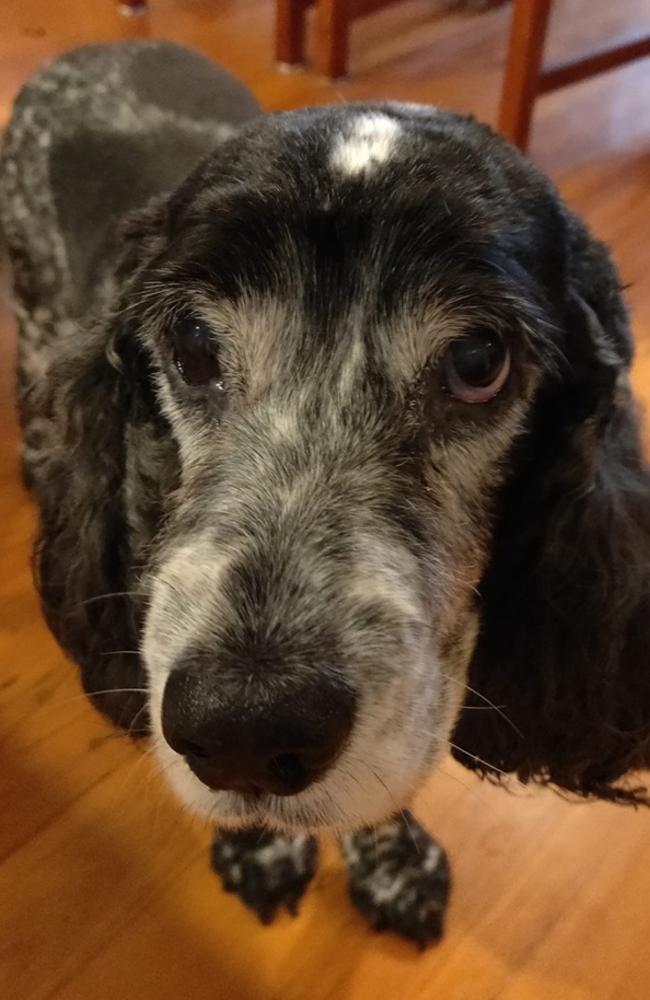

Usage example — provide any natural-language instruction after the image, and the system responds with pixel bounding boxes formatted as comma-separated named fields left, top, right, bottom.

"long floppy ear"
left=452, top=218, right=650, bottom=804
left=28, top=198, right=173, bottom=732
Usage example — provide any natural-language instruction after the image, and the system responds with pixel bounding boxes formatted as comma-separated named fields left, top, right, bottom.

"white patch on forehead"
left=331, top=114, right=401, bottom=176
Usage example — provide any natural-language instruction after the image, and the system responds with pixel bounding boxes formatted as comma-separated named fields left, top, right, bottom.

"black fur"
left=453, top=249, right=650, bottom=802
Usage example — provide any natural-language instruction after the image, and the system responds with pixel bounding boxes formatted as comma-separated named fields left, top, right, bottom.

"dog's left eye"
left=173, top=317, right=223, bottom=388
left=443, top=330, right=510, bottom=403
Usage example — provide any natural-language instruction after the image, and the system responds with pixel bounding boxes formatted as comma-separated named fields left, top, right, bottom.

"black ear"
left=452, top=218, right=650, bottom=804
left=28, top=201, right=172, bottom=733
left=30, top=321, right=146, bottom=731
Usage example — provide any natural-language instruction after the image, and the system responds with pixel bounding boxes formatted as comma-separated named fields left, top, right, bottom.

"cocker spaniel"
left=2, top=41, right=649, bottom=946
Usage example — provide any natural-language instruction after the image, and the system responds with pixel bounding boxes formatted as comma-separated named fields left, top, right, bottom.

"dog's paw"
left=341, top=813, right=451, bottom=948
left=211, top=828, right=318, bottom=924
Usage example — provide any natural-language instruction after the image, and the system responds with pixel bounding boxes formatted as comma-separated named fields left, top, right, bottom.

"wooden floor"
left=1, top=1, right=650, bottom=998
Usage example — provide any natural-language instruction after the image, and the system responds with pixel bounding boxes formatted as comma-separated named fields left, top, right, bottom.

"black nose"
left=161, top=665, right=356, bottom=796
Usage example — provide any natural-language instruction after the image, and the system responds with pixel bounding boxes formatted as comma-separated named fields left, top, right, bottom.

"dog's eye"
left=173, top=317, right=223, bottom=388
left=443, top=330, right=510, bottom=403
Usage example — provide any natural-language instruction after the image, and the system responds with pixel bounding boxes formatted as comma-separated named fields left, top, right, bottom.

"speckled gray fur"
left=0, top=40, right=259, bottom=473
left=211, top=816, right=450, bottom=944
left=0, top=42, right=452, bottom=945
left=211, top=827, right=319, bottom=924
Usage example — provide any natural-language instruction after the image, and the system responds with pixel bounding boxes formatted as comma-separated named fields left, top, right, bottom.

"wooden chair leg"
left=276, top=0, right=310, bottom=68
left=315, top=0, right=351, bottom=79
left=498, top=0, right=553, bottom=151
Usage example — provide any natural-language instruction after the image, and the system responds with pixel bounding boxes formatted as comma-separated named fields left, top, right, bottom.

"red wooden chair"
left=277, top=0, right=399, bottom=79
left=118, top=1, right=650, bottom=152
left=499, top=0, right=650, bottom=150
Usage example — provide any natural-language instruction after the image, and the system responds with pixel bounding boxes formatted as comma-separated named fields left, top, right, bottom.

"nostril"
left=270, top=752, right=309, bottom=791
left=162, top=665, right=357, bottom=797
left=174, top=737, right=209, bottom=760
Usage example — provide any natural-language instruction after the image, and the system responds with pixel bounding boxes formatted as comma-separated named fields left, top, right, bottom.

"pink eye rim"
left=443, top=331, right=511, bottom=404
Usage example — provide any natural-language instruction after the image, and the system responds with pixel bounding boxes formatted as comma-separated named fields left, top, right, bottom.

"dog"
left=2, top=41, right=649, bottom=947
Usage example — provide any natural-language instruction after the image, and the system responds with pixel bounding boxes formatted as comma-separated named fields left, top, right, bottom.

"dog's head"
left=43, top=104, right=650, bottom=830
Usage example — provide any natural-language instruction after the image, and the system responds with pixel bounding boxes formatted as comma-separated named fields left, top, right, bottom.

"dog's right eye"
left=172, top=317, right=223, bottom=388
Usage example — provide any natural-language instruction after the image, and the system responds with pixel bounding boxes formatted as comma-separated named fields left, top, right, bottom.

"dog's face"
left=134, top=105, right=569, bottom=830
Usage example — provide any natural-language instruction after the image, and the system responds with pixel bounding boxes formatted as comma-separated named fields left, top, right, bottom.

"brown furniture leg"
left=315, top=0, right=351, bottom=79
left=276, top=0, right=311, bottom=68
left=498, top=0, right=552, bottom=151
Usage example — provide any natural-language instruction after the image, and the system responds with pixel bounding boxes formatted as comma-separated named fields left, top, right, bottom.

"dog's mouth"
left=228, top=790, right=325, bottom=829
left=153, top=717, right=446, bottom=833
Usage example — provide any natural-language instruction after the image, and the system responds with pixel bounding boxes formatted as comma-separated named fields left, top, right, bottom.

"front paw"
left=211, top=828, right=318, bottom=924
left=341, top=813, right=451, bottom=948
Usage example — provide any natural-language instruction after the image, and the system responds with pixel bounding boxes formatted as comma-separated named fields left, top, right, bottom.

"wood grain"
left=1, top=2, right=650, bottom=999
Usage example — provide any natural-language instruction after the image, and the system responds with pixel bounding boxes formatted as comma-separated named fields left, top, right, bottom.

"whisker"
left=126, top=702, right=150, bottom=738
left=458, top=704, right=505, bottom=710
left=405, top=622, right=523, bottom=737
left=99, top=650, right=141, bottom=657
left=0, top=685, right=151, bottom=747
left=370, top=766, right=396, bottom=803
left=84, top=687, right=149, bottom=698
left=448, top=741, right=510, bottom=778
left=114, top=745, right=159, bottom=801
left=363, top=762, right=418, bottom=854
left=79, top=591, right=145, bottom=607
left=338, top=762, right=365, bottom=793
left=423, top=763, right=503, bottom=817
left=440, top=671, right=523, bottom=737
left=399, top=808, right=421, bottom=857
